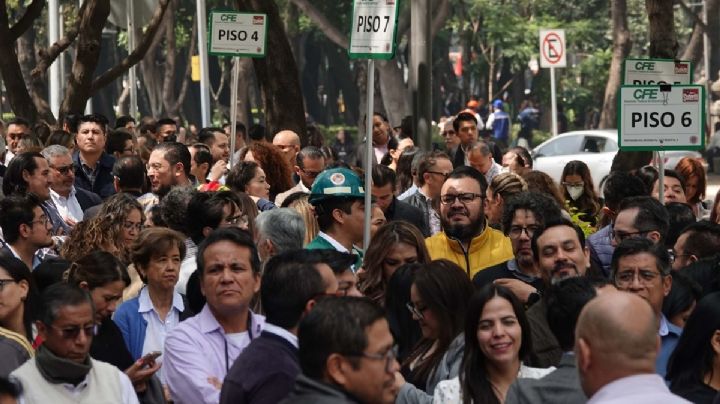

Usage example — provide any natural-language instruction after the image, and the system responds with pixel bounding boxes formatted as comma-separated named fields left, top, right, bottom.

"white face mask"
left=566, top=185, right=584, bottom=201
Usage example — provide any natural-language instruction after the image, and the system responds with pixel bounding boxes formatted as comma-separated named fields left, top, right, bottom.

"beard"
left=441, top=207, right=485, bottom=243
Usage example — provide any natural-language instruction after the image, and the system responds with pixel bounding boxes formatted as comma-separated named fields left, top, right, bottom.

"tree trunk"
left=707, top=0, right=720, bottom=83
left=161, top=0, right=176, bottom=117
left=0, top=0, right=37, bottom=122
left=646, top=0, right=677, bottom=59
left=599, top=0, right=631, bottom=129
left=60, top=0, right=111, bottom=120
left=234, top=57, right=253, bottom=129
left=377, top=60, right=408, bottom=126
left=236, top=0, right=307, bottom=142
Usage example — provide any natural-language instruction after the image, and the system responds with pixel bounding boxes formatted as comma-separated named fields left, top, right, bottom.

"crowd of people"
left=0, top=108, right=718, bottom=404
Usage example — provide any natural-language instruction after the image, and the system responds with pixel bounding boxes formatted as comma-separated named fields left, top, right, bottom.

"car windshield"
left=536, top=134, right=582, bottom=156
left=582, top=136, right=617, bottom=153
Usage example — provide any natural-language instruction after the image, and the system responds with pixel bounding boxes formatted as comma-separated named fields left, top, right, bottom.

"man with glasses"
left=11, top=283, right=138, bottom=404
left=146, top=141, right=193, bottom=201
left=440, top=119, right=459, bottom=161
left=466, top=141, right=502, bottom=185
left=220, top=259, right=326, bottom=404
left=275, top=146, right=326, bottom=207
left=473, top=192, right=562, bottom=304
left=73, top=113, right=117, bottom=199
left=405, top=151, right=453, bottom=235
left=41, top=145, right=101, bottom=227
left=611, top=238, right=679, bottom=378
left=611, top=196, right=669, bottom=247
left=670, top=221, right=720, bottom=270
left=282, top=296, right=399, bottom=403
left=0, top=194, right=54, bottom=269
left=426, top=166, right=513, bottom=278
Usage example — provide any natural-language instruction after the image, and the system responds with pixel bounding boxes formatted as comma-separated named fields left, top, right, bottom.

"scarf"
left=35, top=344, right=92, bottom=386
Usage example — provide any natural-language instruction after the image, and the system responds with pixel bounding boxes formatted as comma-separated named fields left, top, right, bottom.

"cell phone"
left=141, top=351, right=162, bottom=366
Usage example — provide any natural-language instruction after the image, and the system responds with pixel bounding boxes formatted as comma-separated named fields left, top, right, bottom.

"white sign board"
left=349, top=0, right=400, bottom=59
left=618, top=85, right=705, bottom=150
left=539, top=29, right=566, bottom=68
left=208, top=12, right=267, bottom=57
left=623, top=58, right=693, bottom=85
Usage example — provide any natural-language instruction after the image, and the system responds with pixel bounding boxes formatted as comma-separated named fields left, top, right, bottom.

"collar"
left=49, top=186, right=76, bottom=201
left=263, top=323, right=298, bottom=348
left=5, top=244, right=22, bottom=261
left=318, top=232, right=350, bottom=253
left=197, top=304, right=263, bottom=338
left=507, top=259, right=539, bottom=283
left=138, top=287, right=185, bottom=314
left=417, top=187, right=432, bottom=201
left=658, top=313, right=681, bottom=337
left=299, top=181, right=310, bottom=193
left=445, top=224, right=491, bottom=254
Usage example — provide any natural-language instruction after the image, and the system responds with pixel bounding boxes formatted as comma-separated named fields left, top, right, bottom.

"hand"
left=393, top=371, right=405, bottom=391
left=493, top=278, right=536, bottom=303
left=208, top=160, right=227, bottom=182
left=65, top=218, right=77, bottom=227
left=208, top=376, right=223, bottom=390
left=125, top=358, right=161, bottom=393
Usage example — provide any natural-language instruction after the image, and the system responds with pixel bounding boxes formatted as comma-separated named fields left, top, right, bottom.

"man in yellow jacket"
left=426, top=166, right=513, bottom=278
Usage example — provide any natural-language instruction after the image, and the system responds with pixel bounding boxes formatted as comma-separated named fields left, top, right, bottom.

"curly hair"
left=237, top=142, right=293, bottom=200
left=522, top=170, right=565, bottom=207
left=359, top=221, right=430, bottom=305
left=488, top=172, right=527, bottom=200
left=61, top=193, right=144, bottom=263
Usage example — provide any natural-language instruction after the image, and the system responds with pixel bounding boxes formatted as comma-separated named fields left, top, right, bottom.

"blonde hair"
left=489, top=172, right=527, bottom=200
left=286, top=194, right=319, bottom=245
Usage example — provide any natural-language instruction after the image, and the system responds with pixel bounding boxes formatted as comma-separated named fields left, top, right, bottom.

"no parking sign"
left=539, top=29, right=566, bottom=68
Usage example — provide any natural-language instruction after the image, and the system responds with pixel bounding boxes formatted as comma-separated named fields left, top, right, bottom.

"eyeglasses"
left=0, top=279, right=17, bottom=292
left=223, top=214, right=249, bottom=227
left=406, top=302, right=428, bottom=320
left=50, top=164, right=74, bottom=176
left=347, top=346, right=398, bottom=373
left=508, top=225, right=540, bottom=239
left=441, top=130, right=456, bottom=137
left=300, top=169, right=322, bottom=179
left=28, top=216, right=50, bottom=227
left=667, top=250, right=691, bottom=265
left=614, top=270, right=662, bottom=286
left=440, top=193, right=484, bottom=205
left=610, top=228, right=655, bottom=243
left=427, top=171, right=450, bottom=180
left=123, top=222, right=144, bottom=232
left=561, top=181, right=584, bottom=187
left=49, top=323, right=98, bottom=339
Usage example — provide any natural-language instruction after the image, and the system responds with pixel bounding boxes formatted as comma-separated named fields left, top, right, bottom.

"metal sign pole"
left=363, top=59, right=375, bottom=249
left=229, top=57, right=240, bottom=170
left=550, top=66, right=558, bottom=136
left=657, top=150, right=665, bottom=205
left=127, top=0, right=138, bottom=118
left=197, top=0, right=211, bottom=127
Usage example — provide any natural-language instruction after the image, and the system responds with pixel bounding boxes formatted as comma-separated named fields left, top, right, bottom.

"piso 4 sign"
left=618, top=85, right=705, bottom=150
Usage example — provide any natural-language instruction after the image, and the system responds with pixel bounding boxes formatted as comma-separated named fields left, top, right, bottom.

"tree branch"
left=172, top=14, right=196, bottom=113
left=9, top=0, right=43, bottom=41
left=90, top=0, right=171, bottom=93
left=32, top=2, right=86, bottom=79
left=675, top=0, right=707, bottom=31
left=288, top=0, right=348, bottom=49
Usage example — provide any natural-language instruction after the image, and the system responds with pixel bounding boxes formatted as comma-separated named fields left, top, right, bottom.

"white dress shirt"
left=50, top=186, right=84, bottom=224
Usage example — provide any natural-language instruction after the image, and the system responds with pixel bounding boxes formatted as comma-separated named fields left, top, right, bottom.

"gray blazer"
left=505, top=353, right=587, bottom=404
left=395, top=334, right=465, bottom=404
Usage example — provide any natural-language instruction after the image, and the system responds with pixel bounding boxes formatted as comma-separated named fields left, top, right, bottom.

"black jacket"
left=220, top=331, right=300, bottom=404
left=386, top=197, right=430, bottom=237
left=75, top=186, right=103, bottom=211
left=72, top=151, right=116, bottom=199
left=280, top=374, right=361, bottom=404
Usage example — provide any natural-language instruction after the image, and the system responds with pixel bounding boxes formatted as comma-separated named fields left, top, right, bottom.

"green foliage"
left=565, top=201, right=596, bottom=237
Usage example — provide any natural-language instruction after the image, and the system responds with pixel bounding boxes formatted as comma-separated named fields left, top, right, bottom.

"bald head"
left=575, top=291, right=659, bottom=397
left=273, top=130, right=301, bottom=166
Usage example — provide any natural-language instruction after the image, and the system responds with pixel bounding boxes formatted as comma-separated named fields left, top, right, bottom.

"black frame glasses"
left=346, top=346, right=398, bottom=373
left=50, top=324, right=98, bottom=340
left=440, top=193, right=485, bottom=205
left=0, top=279, right=17, bottom=292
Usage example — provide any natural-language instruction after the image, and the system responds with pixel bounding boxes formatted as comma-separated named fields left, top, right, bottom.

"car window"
left=536, top=135, right=582, bottom=156
left=582, top=136, right=618, bottom=153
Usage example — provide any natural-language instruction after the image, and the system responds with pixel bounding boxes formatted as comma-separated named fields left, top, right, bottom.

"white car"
left=531, top=130, right=704, bottom=192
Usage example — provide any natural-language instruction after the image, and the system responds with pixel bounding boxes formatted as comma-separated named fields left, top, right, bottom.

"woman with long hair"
left=237, top=142, right=293, bottom=200
left=385, top=263, right=424, bottom=364
left=560, top=160, right=601, bottom=226
left=675, top=157, right=709, bottom=219
left=396, top=146, right=421, bottom=196
left=60, top=193, right=144, bottom=263
left=359, top=221, right=430, bottom=305
left=226, top=161, right=276, bottom=212
left=281, top=191, right=318, bottom=245
left=0, top=256, right=38, bottom=343
left=434, top=284, right=552, bottom=403
left=522, top=170, right=565, bottom=208
left=668, top=292, right=720, bottom=402
left=65, top=251, right=161, bottom=398
left=396, top=260, right=474, bottom=403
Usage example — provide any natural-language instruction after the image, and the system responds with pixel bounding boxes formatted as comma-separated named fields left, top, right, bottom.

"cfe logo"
left=634, top=61, right=655, bottom=71
left=633, top=88, right=658, bottom=100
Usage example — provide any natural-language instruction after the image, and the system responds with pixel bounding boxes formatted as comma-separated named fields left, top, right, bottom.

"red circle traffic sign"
left=541, top=32, right=564, bottom=65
